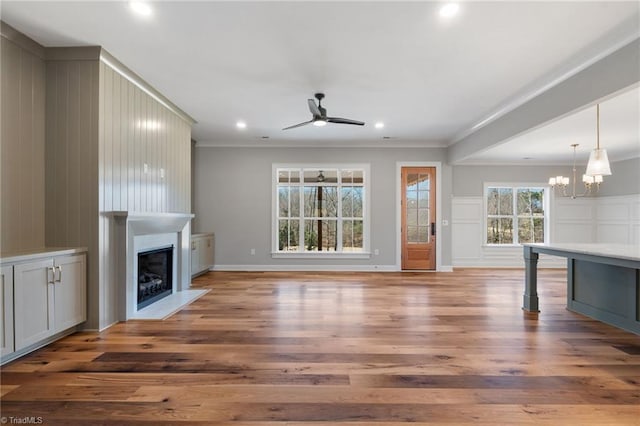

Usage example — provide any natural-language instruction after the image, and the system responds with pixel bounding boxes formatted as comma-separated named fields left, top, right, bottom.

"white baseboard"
left=212, top=264, right=454, bottom=272
left=212, top=264, right=398, bottom=272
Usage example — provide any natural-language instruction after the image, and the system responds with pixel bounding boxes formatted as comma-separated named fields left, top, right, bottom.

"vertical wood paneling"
left=120, top=73, right=129, bottom=210
left=17, top=52, right=34, bottom=247
left=0, top=36, right=46, bottom=252
left=94, top=60, right=191, bottom=328
left=1, top=39, right=20, bottom=250
left=46, top=58, right=100, bottom=329
left=112, top=70, right=121, bottom=211
left=67, top=62, right=80, bottom=245
left=32, top=49, right=46, bottom=244
left=127, top=81, right=136, bottom=210
left=103, top=66, right=113, bottom=212
left=41, top=53, right=191, bottom=330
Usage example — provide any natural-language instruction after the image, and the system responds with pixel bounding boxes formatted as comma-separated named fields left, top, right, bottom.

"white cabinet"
left=14, top=258, right=55, bottom=350
left=2, top=250, right=86, bottom=360
left=53, top=254, right=87, bottom=332
left=0, top=266, right=14, bottom=357
left=191, top=233, right=214, bottom=277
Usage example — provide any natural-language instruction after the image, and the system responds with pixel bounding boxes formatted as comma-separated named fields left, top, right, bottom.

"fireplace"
left=111, top=211, right=202, bottom=321
left=137, top=246, right=173, bottom=310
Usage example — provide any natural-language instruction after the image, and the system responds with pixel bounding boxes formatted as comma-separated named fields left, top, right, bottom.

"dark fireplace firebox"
left=137, top=246, right=173, bottom=310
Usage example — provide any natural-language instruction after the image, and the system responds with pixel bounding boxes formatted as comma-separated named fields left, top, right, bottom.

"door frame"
left=396, top=161, right=442, bottom=271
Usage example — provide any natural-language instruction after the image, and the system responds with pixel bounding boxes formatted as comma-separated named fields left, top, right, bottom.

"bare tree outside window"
left=486, top=186, right=545, bottom=245
left=276, top=167, right=366, bottom=253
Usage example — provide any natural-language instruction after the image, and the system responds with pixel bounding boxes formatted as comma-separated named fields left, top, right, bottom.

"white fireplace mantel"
left=110, top=211, right=195, bottom=320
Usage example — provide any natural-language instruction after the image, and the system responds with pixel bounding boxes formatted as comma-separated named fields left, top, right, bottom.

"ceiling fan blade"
left=327, top=117, right=365, bottom=126
left=282, top=120, right=313, bottom=130
left=308, top=99, right=321, bottom=117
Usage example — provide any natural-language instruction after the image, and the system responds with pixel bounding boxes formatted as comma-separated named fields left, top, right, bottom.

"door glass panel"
left=407, top=174, right=418, bottom=191
left=418, top=209, right=429, bottom=224
left=417, top=174, right=429, bottom=190
left=407, top=210, right=418, bottom=226
left=418, top=190, right=429, bottom=208
left=407, top=226, right=418, bottom=242
left=405, top=172, right=431, bottom=243
left=418, top=226, right=429, bottom=242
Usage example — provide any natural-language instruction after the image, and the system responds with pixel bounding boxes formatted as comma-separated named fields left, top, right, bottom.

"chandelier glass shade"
left=584, top=103, right=611, bottom=179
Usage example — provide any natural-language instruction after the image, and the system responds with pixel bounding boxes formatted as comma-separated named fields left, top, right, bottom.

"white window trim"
left=271, top=163, right=371, bottom=258
left=482, top=182, right=551, bottom=247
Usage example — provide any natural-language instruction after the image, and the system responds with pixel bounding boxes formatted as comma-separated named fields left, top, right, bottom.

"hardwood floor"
left=1, top=269, right=639, bottom=425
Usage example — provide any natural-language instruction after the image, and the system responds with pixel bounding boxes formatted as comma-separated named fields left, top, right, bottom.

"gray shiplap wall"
left=45, top=56, right=101, bottom=327
left=98, top=62, right=192, bottom=328
left=45, top=50, right=192, bottom=330
left=0, top=27, right=46, bottom=252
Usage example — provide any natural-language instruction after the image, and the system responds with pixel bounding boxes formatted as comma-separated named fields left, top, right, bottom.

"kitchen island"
left=523, top=243, right=640, bottom=335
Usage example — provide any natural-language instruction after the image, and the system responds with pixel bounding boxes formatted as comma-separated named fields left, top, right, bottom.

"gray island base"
left=523, top=243, right=640, bottom=335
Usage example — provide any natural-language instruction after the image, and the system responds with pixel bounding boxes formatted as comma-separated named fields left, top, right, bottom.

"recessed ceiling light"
left=236, top=121, right=247, bottom=129
left=439, top=3, right=460, bottom=18
left=374, top=122, right=385, bottom=129
left=129, top=1, right=152, bottom=17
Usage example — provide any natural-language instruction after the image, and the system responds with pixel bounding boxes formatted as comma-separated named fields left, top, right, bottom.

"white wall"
left=452, top=194, right=640, bottom=267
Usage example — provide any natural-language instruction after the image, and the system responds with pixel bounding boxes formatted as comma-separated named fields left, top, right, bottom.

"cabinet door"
left=202, top=236, right=214, bottom=270
left=14, top=258, right=55, bottom=351
left=199, top=237, right=209, bottom=271
left=0, top=266, right=15, bottom=357
left=54, top=254, right=86, bottom=331
left=190, top=238, right=200, bottom=275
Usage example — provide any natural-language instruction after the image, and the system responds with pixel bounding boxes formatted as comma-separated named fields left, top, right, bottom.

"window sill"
left=272, top=252, right=371, bottom=260
left=482, top=244, right=523, bottom=248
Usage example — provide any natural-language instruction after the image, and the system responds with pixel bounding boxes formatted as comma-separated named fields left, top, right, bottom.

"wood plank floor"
left=1, top=269, right=639, bottom=425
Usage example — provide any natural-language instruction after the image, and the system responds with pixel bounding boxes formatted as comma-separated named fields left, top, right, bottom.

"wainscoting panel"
left=595, top=194, right=640, bottom=245
left=452, top=194, right=639, bottom=268
left=552, top=196, right=596, bottom=243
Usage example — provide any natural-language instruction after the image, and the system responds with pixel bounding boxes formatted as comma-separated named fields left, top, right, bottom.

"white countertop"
left=192, top=232, right=214, bottom=238
left=524, top=243, right=640, bottom=262
left=1, top=247, right=87, bottom=264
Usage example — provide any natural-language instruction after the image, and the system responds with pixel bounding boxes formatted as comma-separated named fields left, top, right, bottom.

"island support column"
left=523, top=245, right=540, bottom=312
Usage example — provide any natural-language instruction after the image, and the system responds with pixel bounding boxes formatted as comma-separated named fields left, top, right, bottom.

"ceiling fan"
left=282, top=93, right=365, bottom=130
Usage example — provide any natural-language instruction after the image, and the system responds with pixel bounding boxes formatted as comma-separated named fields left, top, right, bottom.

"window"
left=274, top=165, right=369, bottom=256
left=485, top=185, right=547, bottom=245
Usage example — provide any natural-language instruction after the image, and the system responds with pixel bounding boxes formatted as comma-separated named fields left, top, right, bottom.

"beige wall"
left=0, top=24, right=46, bottom=252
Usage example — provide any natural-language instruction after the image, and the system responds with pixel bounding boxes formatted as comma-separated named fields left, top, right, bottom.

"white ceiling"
left=459, top=86, right=640, bottom=165
left=2, top=1, right=639, bottom=163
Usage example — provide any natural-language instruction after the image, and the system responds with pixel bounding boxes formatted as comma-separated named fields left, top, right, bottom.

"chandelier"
left=548, top=104, right=611, bottom=199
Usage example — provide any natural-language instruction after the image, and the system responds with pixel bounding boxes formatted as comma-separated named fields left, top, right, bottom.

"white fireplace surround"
left=111, top=211, right=195, bottom=320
